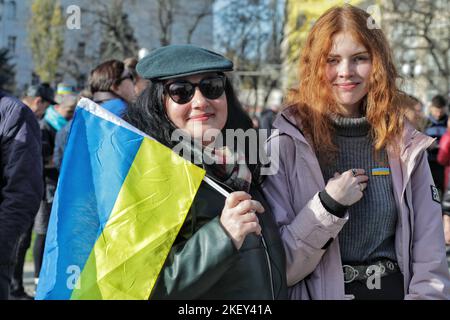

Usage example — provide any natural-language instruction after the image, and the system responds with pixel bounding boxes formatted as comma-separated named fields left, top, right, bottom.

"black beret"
left=136, top=44, right=233, bottom=81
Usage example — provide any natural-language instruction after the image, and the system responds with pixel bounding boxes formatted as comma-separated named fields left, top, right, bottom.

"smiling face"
left=325, top=31, right=372, bottom=116
left=164, top=73, right=228, bottom=145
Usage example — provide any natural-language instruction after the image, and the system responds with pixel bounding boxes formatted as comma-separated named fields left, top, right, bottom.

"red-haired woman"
left=263, top=4, right=450, bottom=300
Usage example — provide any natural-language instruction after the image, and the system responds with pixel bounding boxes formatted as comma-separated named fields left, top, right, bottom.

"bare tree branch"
left=381, top=0, right=450, bottom=93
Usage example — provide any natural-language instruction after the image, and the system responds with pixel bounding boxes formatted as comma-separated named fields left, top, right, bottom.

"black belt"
left=343, top=259, right=400, bottom=283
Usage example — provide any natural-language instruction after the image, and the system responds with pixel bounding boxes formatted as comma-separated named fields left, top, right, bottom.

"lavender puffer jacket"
left=262, top=107, right=450, bottom=300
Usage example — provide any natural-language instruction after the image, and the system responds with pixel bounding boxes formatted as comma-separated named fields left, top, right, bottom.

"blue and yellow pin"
left=371, top=167, right=390, bottom=176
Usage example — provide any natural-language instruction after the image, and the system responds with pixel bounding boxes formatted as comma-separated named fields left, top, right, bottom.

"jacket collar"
left=272, top=106, right=309, bottom=145
left=92, top=91, right=120, bottom=103
left=394, top=121, right=434, bottom=163
left=273, top=105, right=434, bottom=160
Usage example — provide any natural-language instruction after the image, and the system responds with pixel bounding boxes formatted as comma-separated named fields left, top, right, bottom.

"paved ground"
left=24, top=262, right=35, bottom=297
left=23, top=246, right=450, bottom=299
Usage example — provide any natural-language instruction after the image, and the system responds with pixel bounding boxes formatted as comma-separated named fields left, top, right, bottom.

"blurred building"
left=0, top=0, right=213, bottom=93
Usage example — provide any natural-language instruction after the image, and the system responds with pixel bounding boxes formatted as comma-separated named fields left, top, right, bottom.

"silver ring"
left=351, top=168, right=357, bottom=177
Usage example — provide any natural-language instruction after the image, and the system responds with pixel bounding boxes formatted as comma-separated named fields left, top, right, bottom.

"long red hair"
left=290, top=4, right=407, bottom=158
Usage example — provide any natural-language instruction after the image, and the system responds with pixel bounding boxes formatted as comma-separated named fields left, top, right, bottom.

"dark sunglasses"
left=118, top=73, right=135, bottom=84
left=164, top=76, right=226, bottom=104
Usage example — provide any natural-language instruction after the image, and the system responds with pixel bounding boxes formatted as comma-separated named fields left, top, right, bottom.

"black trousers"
left=33, top=234, right=46, bottom=278
left=10, top=226, right=32, bottom=293
left=345, top=271, right=404, bottom=300
left=0, top=265, right=11, bottom=300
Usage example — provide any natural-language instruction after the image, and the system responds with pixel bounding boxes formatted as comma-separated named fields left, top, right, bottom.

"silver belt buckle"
left=343, top=265, right=359, bottom=283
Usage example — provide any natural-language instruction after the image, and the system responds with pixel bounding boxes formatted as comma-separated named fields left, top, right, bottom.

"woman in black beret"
left=124, top=44, right=287, bottom=299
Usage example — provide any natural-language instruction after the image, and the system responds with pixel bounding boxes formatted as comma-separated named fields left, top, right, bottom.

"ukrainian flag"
left=36, top=98, right=205, bottom=300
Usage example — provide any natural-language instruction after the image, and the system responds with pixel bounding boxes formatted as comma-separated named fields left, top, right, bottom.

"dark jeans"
left=10, top=226, right=32, bottom=294
left=33, top=233, right=46, bottom=278
left=345, top=271, right=404, bottom=300
left=33, top=201, right=50, bottom=278
left=0, top=265, right=12, bottom=300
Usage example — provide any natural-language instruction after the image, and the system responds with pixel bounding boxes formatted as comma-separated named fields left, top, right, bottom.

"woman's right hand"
left=325, top=169, right=369, bottom=206
left=220, top=191, right=265, bottom=250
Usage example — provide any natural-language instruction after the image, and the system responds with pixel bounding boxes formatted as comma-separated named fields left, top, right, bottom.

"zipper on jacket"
left=261, top=235, right=275, bottom=300
left=403, top=190, right=413, bottom=295
left=399, top=144, right=430, bottom=295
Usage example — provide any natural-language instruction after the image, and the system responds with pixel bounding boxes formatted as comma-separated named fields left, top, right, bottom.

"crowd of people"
left=0, top=4, right=449, bottom=300
left=405, top=94, right=450, bottom=246
left=1, top=58, right=145, bottom=300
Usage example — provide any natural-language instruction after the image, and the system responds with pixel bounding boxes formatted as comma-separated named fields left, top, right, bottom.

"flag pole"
left=203, top=175, right=230, bottom=198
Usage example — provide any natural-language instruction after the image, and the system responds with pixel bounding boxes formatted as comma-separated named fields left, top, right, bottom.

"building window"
left=0, top=0, right=4, bottom=21
left=7, top=35, right=16, bottom=54
left=7, top=0, right=16, bottom=20
left=77, top=42, right=85, bottom=59
left=77, top=74, right=86, bottom=90
left=31, top=72, right=40, bottom=85
left=55, top=72, right=63, bottom=85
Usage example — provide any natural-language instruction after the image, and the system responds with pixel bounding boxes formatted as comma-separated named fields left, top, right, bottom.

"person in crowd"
left=9, top=83, right=57, bottom=300
left=53, top=89, right=92, bottom=171
left=53, top=60, right=137, bottom=172
left=437, top=117, right=450, bottom=193
left=89, top=59, right=137, bottom=116
left=259, top=105, right=280, bottom=133
left=263, top=4, right=450, bottom=300
left=251, top=115, right=260, bottom=128
left=124, top=57, right=150, bottom=97
left=405, top=95, right=426, bottom=132
left=436, top=117, right=450, bottom=245
left=33, top=84, right=78, bottom=288
left=21, top=83, right=57, bottom=119
left=0, top=92, right=43, bottom=300
left=443, top=205, right=450, bottom=246
left=124, top=44, right=287, bottom=299
left=424, top=94, right=448, bottom=192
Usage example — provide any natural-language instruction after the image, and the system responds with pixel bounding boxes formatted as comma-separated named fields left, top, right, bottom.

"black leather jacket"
left=150, top=176, right=288, bottom=299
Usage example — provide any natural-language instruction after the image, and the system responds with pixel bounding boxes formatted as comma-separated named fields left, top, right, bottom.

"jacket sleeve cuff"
left=288, top=193, right=348, bottom=250
left=319, top=190, right=348, bottom=218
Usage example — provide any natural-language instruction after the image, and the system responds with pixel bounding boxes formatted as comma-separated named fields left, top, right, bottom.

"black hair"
left=124, top=76, right=263, bottom=183
left=431, top=94, right=448, bottom=109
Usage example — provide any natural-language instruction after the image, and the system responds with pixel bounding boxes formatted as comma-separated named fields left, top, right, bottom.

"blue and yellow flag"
left=36, top=98, right=205, bottom=300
